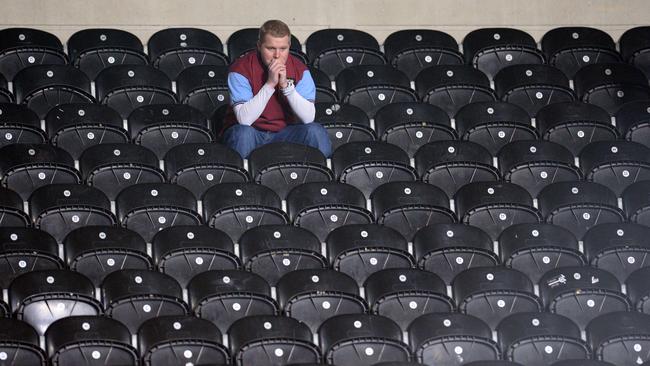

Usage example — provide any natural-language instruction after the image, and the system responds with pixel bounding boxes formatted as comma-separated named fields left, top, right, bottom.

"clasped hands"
left=266, top=59, right=288, bottom=89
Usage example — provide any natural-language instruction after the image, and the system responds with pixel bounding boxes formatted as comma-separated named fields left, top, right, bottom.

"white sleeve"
left=282, top=84, right=316, bottom=123
left=233, top=83, right=276, bottom=126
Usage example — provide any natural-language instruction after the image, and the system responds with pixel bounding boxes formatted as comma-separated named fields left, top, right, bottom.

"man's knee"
left=222, top=125, right=259, bottom=158
left=303, top=123, right=331, bottom=157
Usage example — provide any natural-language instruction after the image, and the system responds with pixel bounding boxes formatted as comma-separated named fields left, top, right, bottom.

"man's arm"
left=282, top=70, right=316, bottom=123
left=228, top=72, right=275, bottom=126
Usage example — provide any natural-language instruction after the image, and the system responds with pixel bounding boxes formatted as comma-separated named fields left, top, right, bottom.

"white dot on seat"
left=92, top=351, right=101, bottom=359
left=365, top=347, right=374, bottom=356
left=275, top=348, right=284, bottom=357
left=184, top=350, right=193, bottom=359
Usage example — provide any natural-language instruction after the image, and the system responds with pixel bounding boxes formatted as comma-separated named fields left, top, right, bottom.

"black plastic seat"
left=286, top=181, right=373, bottom=242
left=202, top=182, right=287, bottom=242
left=536, top=101, right=617, bottom=156
left=0, top=227, right=62, bottom=288
left=226, top=27, right=307, bottom=63
left=408, top=312, right=499, bottom=366
left=229, top=315, right=320, bottom=366
left=29, top=184, right=116, bottom=243
left=239, top=225, right=327, bottom=286
left=9, top=269, right=102, bottom=335
left=493, top=64, right=575, bottom=117
left=151, top=225, right=239, bottom=288
left=249, top=142, right=333, bottom=199
left=45, top=315, right=138, bottom=366
left=138, top=315, right=230, bottom=366
left=335, top=65, right=417, bottom=118
left=413, top=223, right=499, bottom=285
left=0, top=318, right=46, bottom=365
left=384, top=29, right=463, bottom=81
left=311, top=67, right=338, bottom=102
left=415, top=65, right=496, bottom=118
left=499, top=223, right=584, bottom=284
left=176, top=65, right=230, bottom=117
left=580, top=140, right=650, bottom=197
left=574, top=63, right=650, bottom=115
left=455, top=101, right=536, bottom=155
left=68, top=28, right=148, bottom=80
left=326, top=224, right=414, bottom=286
left=463, top=28, right=545, bottom=80
left=0, top=28, right=67, bottom=81
left=374, top=102, right=456, bottom=157
left=415, top=140, right=500, bottom=197
left=452, top=266, right=542, bottom=330
left=64, top=225, right=151, bottom=287
left=276, top=268, right=367, bottom=333
left=498, top=140, right=583, bottom=197
left=306, top=28, right=386, bottom=80
left=365, top=268, right=453, bottom=331
left=0, top=187, right=31, bottom=228
left=620, top=26, right=650, bottom=79
left=0, top=143, right=80, bottom=200
left=615, top=100, right=650, bottom=149
left=314, top=102, right=375, bottom=151
left=95, top=65, right=177, bottom=119
left=497, top=312, right=589, bottom=366
left=538, top=266, right=630, bottom=330
left=319, top=314, right=410, bottom=366
left=587, top=311, right=650, bottom=366
left=101, top=269, right=188, bottom=334
left=0, top=103, right=46, bottom=148
left=187, top=269, right=277, bottom=334
left=147, top=27, right=229, bottom=80
left=0, top=73, right=10, bottom=103
left=626, top=266, right=650, bottom=313
left=45, top=103, right=128, bottom=160
left=116, top=183, right=201, bottom=242
left=79, top=143, right=165, bottom=201
left=371, top=181, right=455, bottom=241
left=454, top=181, right=541, bottom=241
left=537, top=181, right=625, bottom=240
left=542, top=27, right=622, bottom=79
left=623, top=180, right=650, bottom=227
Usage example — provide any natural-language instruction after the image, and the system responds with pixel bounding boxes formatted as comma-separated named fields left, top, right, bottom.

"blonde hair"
left=258, top=19, right=291, bottom=41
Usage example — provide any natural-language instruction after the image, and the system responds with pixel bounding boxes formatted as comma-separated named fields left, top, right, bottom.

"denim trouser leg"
left=273, top=123, right=332, bottom=157
left=222, top=125, right=263, bottom=159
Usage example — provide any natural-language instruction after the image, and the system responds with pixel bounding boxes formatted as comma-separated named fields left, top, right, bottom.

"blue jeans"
left=222, top=123, right=332, bottom=158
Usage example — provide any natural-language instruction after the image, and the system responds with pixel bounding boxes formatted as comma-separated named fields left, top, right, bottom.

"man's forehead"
left=260, top=34, right=291, bottom=46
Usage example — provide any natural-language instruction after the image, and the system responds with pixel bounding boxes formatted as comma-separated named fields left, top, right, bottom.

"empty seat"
left=0, top=227, right=61, bottom=289
left=384, top=29, right=463, bottom=81
left=365, top=268, right=453, bottom=331
left=45, top=315, right=138, bottom=366
left=587, top=311, right=650, bottom=366
left=276, top=268, right=366, bottom=333
left=498, top=140, right=583, bottom=197
left=248, top=142, right=332, bottom=199
left=29, top=184, right=116, bottom=243
left=188, top=269, right=277, bottom=334
left=371, top=181, right=455, bottom=241
left=615, top=100, right=650, bottom=149
left=463, top=28, right=544, bottom=79
left=311, top=67, right=338, bottom=102
left=539, top=266, right=630, bottom=330
left=147, top=27, right=229, bottom=80
left=138, top=315, right=230, bottom=366
left=314, top=102, right=374, bottom=151
left=327, top=224, right=414, bottom=286
left=620, top=26, right=650, bottom=79
left=537, top=181, right=625, bottom=240
left=542, top=27, right=622, bottom=79
left=95, top=65, right=177, bottom=119
left=408, top=312, right=499, bottom=366
left=9, top=269, right=102, bottom=335
left=374, top=102, right=456, bottom=157
left=79, top=143, right=164, bottom=200
left=0, top=186, right=31, bottom=228
left=67, top=28, right=148, bottom=80
left=306, top=28, right=386, bottom=80
left=493, top=64, right=575, bottom=117
left=413, top=223, right=499, bottom=285
left=415, top=140, right=500, bottom=197
left=0, top=103, right=46, bottom=147
left=319, top=314, right=410, bottom=366
left=286, top=181, right=373, bottom=242
left=64, top=225, right=152, bottom=287
left=101, top=269, right=188, bottom=334
left=499, top=223, right=585, bottom=284
left=227, top=27, right=307, bottom=63
left=176, top=65, right=230, bottom=117
left=536, top=101, right=617, bottom=156
left=239, top=225, right=327, bottom=286
left=0, top=143, right=79, bottom=200
left=0, top=28, right=67, bottom=81
left=497, top=312, right=588, bottom=366
left=229, top=315, right=320, bottom=366
left=415, top=65, right=496, bottom=118
left=455, top=101, right=536, bottom=155
left=116, top=183, right=201, bottom=242
left=586, top=223, right=650, bottom=282
left=623, top=180, right=650, bottom=226
left=626, top=266, right=650, bottom=313
left=0, top=318, right=46, bottom=365
left=45, top=103, right=128, bottom=160
left=151, top=225, right=239, bottom=288
left=202, top=182, right=287, bottom=242
left=335, top=65, right=417, bottom=118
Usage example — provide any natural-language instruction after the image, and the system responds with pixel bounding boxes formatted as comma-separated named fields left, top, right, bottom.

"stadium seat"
left=0, top=187, right=32, bottom=228
left=227, top=27, right=307, bottom=63
left=67, top=28, right=148, bottom=80
left=0, top=27, right=67, bottom=81
left=0, top=73, right=12, bottom=103
left=0, top=103, right=45, bottom=148
left=310, top=67, right=338, bottom=102
left=176, top=65, right=230, bottom=117
left=0, top=318, right=46, bottom=365
left=0, top=227, right=62, bottom=289
left=147, top=27, right=229, bottom=80
left=314, top=102, right=375, bottom=151
left=626, top=266, right=650, bottom=313
left=623, top=180, right=650, bottom=226
left=586, top=311, right=650, bottom=366
left=615, top=100, right=650, bottom=149
left=620, top=26, right=650, bottom=79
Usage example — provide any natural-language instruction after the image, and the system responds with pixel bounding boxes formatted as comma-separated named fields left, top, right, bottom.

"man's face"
left=257, top=34, right=291, bottom=67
